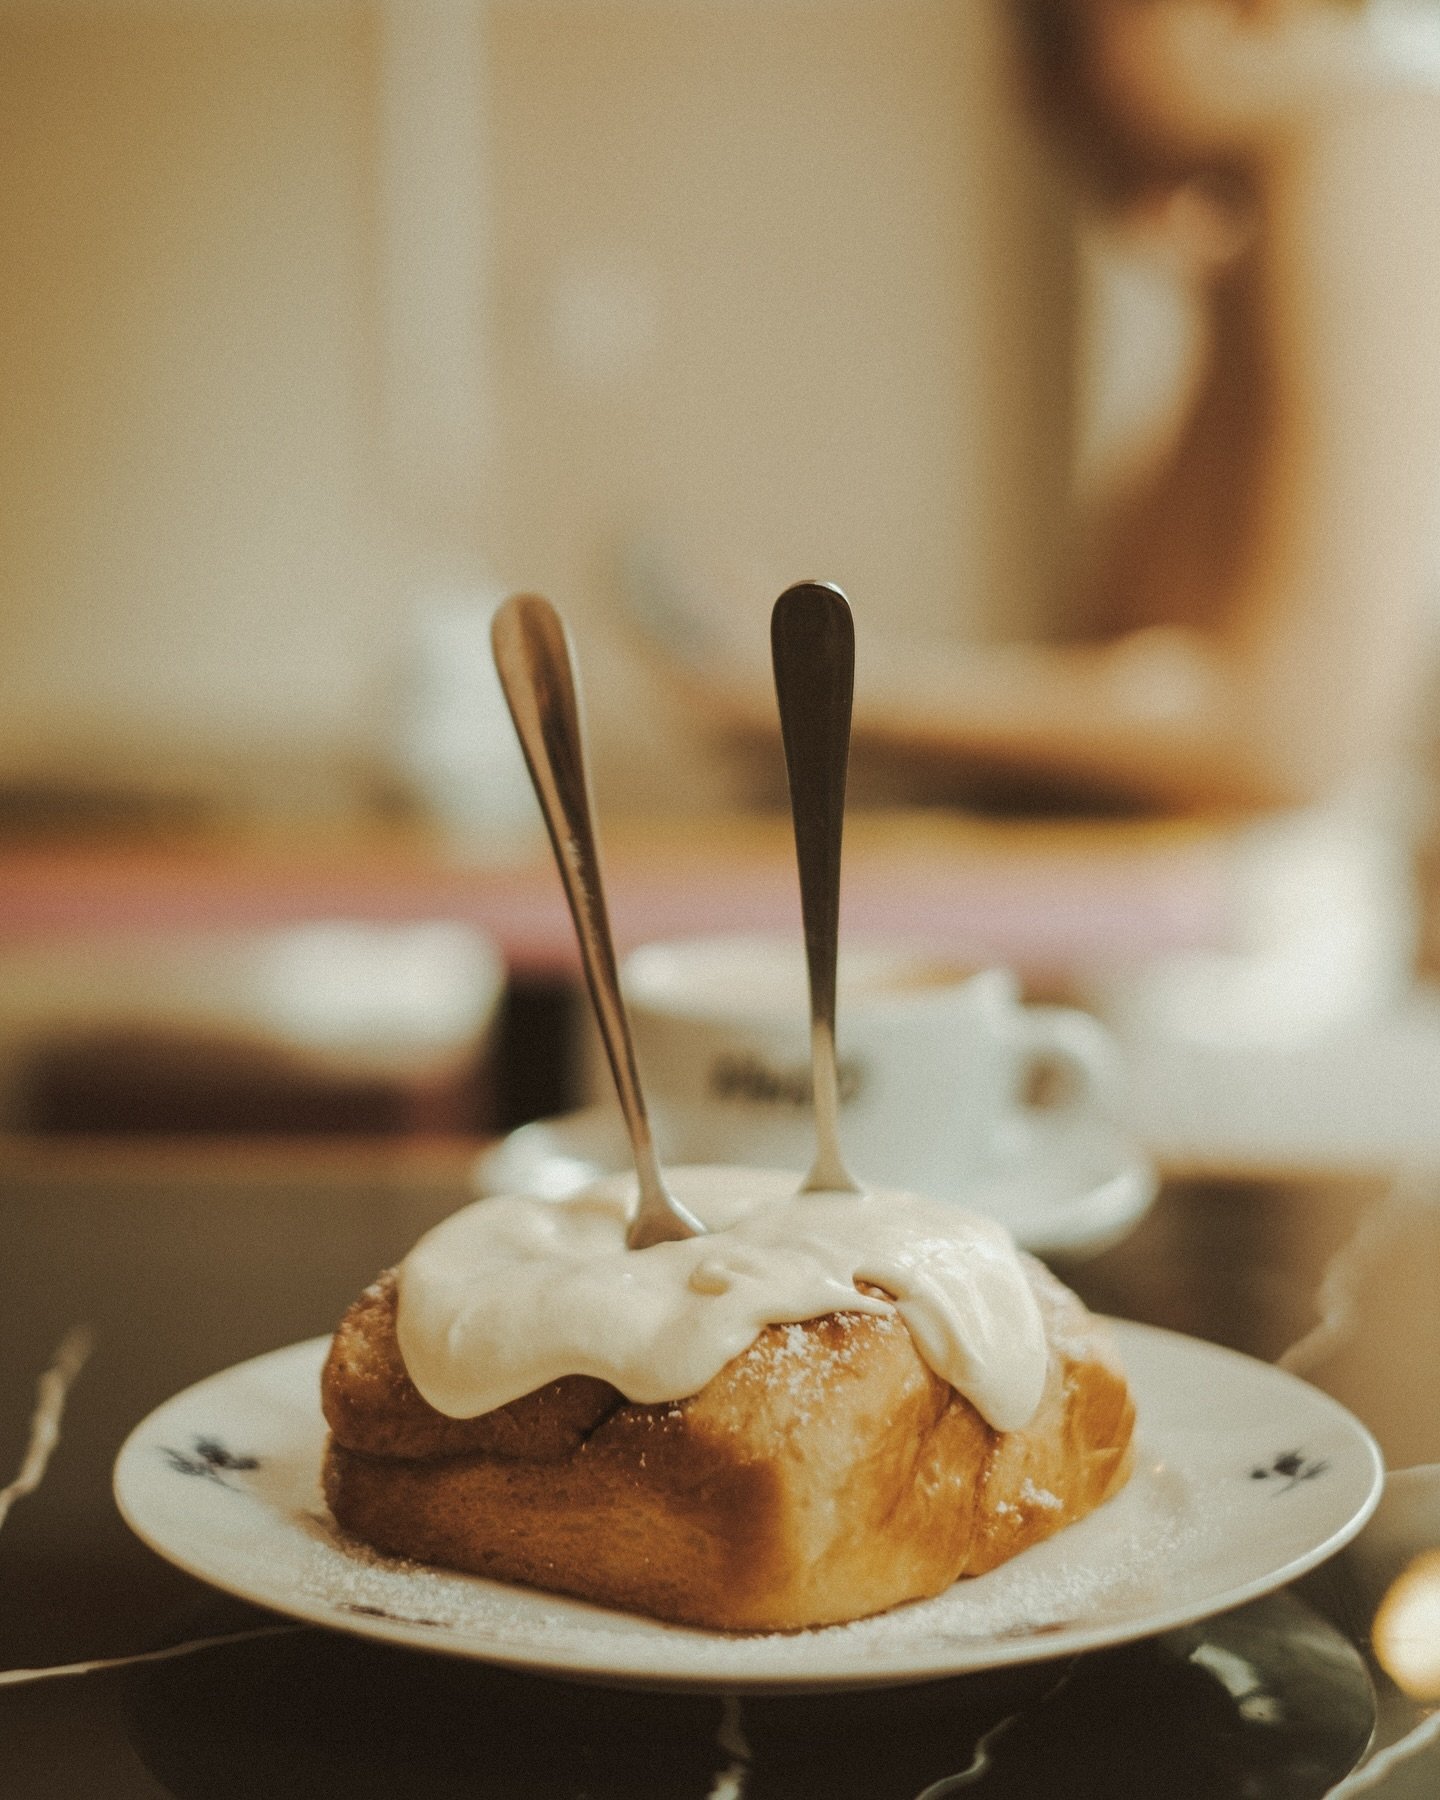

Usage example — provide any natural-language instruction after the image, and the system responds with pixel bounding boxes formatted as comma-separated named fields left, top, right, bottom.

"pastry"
left=321, top=1167, right=1134, bottom=1631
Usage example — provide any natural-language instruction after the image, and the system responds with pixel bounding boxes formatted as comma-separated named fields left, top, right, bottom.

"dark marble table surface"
left=1, top=1139, right=1437, bottom=1798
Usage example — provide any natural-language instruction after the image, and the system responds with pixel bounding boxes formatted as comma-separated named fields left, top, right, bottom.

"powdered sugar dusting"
left=287, top=1449, right=1198, bottom=1670
left=726, top=1312, right=877, bottom=1427
left=1020, top=1478, right=1062, bottom=1512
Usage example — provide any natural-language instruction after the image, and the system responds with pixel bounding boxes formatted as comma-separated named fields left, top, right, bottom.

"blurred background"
left=0, top=0, right=1082, bottom=818
left=3, top=0, right=1440, bottom=1167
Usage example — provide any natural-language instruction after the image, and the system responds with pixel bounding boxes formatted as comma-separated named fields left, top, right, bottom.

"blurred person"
left=954, top=0, right=1440, bottom=817
left=641, top=0, right=1440, bottom=1034
left=660, top=0, right=1440, bottom=816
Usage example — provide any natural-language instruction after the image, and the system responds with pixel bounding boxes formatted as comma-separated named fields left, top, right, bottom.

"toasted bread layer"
left=321, top=1256, right=1134, bottom=1631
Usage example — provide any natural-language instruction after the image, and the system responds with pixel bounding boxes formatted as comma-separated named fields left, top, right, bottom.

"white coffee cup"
left=622, top=935, right=1120, bottom=1198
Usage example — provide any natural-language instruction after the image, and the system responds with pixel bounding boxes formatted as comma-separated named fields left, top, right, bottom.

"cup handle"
left=1006, top=1004, right=1123, bottom=1121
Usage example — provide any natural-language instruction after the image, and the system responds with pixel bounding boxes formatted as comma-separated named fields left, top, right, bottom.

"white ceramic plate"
left=472, top=1103, right=1157, bottom=1259
left=114, top=1323, right=1381, bottom=1693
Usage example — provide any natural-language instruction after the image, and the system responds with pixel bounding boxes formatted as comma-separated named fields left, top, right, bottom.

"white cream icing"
left=395, top=1166, right=1048, bottom=1433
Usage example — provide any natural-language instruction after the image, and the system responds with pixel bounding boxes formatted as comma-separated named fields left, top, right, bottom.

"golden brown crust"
left=321, top=1256, right=1134, bottom=1631
left=321, top=1274, right=623, bottom=1462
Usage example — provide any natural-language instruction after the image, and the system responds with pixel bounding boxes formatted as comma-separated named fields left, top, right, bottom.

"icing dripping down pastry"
left=395, top=1166, right=1048, bottom=1432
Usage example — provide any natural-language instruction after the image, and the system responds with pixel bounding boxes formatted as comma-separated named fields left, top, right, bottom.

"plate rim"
left=113, top=1320, right=1383, bottom=1692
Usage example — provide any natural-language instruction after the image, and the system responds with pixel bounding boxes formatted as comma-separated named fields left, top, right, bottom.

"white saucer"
left=472, top=1104, right=1157, bottom=1258
left=113, top=1325, right=1382, bottom=1693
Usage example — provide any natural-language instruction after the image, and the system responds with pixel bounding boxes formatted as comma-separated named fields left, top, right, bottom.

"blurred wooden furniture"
left=0, top=811, right=1227, bottom=978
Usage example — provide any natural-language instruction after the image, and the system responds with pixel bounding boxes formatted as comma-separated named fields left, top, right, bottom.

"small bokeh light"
left=1373, top=1549, right=1440, bottom=1701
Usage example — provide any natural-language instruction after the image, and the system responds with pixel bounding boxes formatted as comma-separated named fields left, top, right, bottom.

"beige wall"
left=0, top=0, right=1074, bottom=817
left=0, top=1, right=391, bottom=784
